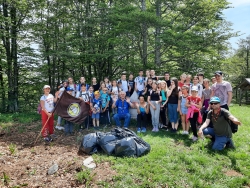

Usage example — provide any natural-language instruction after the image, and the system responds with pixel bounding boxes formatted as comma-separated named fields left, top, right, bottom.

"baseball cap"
left=66, top=87, right=74, bottom=91
left=94, top=91, right=100, bottom=95
left=214, top=71, right=223, bottom=76
left=191, top=86, right=198, bottom=91
left=210, top=96, right=221, bottom=103
left=43, top=85, right=50, bottom=89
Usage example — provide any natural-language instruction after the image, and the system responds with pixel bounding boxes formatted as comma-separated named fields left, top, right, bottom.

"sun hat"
left=191, top=86, right=198, bottom=91
left=66, top=87, right=74, bottom=91
left=210, top=96, right=221, bottom=103
left=43, top=85, right=50, bottom=89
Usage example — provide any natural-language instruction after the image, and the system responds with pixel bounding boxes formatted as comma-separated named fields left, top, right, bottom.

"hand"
left=153, top=106, right=156, bottom=110
left=47, top=112, right=52, bottom=117
left=233, top=119, right=241, bottom=125
left=171, top=84, right=176, bottom=90
left=161, top=105, right=164, bottom=108
left=79, top=97, right=83, bottom=101
left=126, top=98, right=130, bottom=103
left=190, top=102, right=195, bottom=106
left=198, top=128, right=203, bottom=137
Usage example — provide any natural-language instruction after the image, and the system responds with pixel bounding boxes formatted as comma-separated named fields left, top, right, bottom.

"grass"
left=91, top=104, right=250, bottom=187
left=8, top=143, right=16, bottom=155
left=76, top=168, right=94, bottom=186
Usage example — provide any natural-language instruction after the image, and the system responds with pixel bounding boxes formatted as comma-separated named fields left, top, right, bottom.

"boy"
left=134, top=70, right=146, bottom=96
left=100, top=86, right=111, bottom=126
left=90, top=91, right=102, bottom=129
left=118, top=73, right=130, bottom=97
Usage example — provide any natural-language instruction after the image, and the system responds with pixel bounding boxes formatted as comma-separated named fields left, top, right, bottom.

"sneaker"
left=155, top=127, right=159, bottom=132
left=55, top=125, right=60, bottom=130
left=137, top=128, right=141, bottom=133
left=44, top=137, right=52, bottom=143
left=185, top=131, right=189, bottom=135
left=152, top=127, right=156, bottom=132
left=50, top=134, right=57, bottom=140
left=141, top=127, right=146, bottom=133
left=159, top=123, right=163, bottom=128
left=182, top=131, right=186, bottom=135
left=192, top=136, right=198, bottom=142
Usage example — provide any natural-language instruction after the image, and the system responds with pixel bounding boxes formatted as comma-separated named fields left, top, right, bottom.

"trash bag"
left=115, top=137, right=136, bottom=157
left=133, top=137, right=151, bottom=157
left=79, top=133, right=99, bottom=154
left=98, top=133, right=118, bottom=155
left=130, top=91, right=139, bottom=103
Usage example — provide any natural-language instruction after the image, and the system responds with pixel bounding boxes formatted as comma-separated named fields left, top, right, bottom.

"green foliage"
left=75, top=168, right=94, bottom=186
left=9, top=143, right=16, bottom=155
left=0, top=112, right=40, bottom=124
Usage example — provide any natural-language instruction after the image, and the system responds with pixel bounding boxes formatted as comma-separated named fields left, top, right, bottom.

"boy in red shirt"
left=186, top=86, right=202, bottom=141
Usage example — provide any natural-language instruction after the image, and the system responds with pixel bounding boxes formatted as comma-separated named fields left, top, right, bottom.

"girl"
left=110, top=80, right=121, bottom=114
left=167, top=77, right=180, bottom=133
left=178, top=73, right=187, bottom=88
left=104, top=77, right=112, bottom=92
left=186, top=86, right=202, bottom=141
left=144, top=78, right=153, bottom=97
left=88, top=85, right=94, bottom=99
left=185, top=74, right=192, bottom=86
left=68, top=77, right=77, bottom=97
left=178, top=85, right=189, bottom=135
left=90, top=91, right=102, bottom=129
left=189, top=76, right=203, bottom=98
left=40, top=85, right=58, bottom=142
left=99, top=82, right=106, bottom=95
left=136, top=95, right=149, bottom=133
left=201, top=78, right=212, bottom=122
left=91, top=77, right=100, bottom=92
left=148, top=81, right=162, bottom=132
left=159, top=81, right=168, bottom=128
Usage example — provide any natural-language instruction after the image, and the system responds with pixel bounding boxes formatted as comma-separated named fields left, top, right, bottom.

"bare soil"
left=0, top=123, right=117, bottom=188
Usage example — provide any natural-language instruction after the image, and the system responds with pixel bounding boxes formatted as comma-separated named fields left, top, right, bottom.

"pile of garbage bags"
left=79, top=127, right=151, bottom=157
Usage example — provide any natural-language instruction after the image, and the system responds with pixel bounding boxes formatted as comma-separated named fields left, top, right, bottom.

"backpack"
left=221, top=110, right=238, bottom=134
left=117, top=79, right=129, bottom=90
left=80, top=91, right=90, bottom=102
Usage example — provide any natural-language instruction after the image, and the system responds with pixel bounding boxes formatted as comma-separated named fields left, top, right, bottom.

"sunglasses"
left=210, top=103, right=219, bottom=105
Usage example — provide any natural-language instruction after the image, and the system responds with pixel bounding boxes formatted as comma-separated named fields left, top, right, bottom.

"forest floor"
left=0, top=122, right=117, bottom=188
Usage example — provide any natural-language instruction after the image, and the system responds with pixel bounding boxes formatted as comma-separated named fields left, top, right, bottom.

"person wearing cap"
left=186, top=85, right=202, bottom=141
left=40, top=85, right=59, bottom=142
left=112, top=91, right=134, bottom=128
left=90, top=91, right=102, bottom=129
left=198, top=96, right=241, bottom=150
left=64, top=87, right=75, bottom=135
left=210, top=71, right=232, bottom=110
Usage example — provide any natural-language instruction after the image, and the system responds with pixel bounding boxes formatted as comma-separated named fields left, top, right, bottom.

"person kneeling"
left=112, top=91, right=134, bottom=128
left=198, top=97, right=241, bottom=151
left=136, top=95, right=149, bottom=133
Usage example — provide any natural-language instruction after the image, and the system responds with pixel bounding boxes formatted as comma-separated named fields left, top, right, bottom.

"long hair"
left=171, top=77, right=179, bottom=96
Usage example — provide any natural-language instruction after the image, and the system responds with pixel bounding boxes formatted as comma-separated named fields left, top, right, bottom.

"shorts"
left=92, top=113, right=100, bottom=119
left=181, top=107, right=188, bottom=115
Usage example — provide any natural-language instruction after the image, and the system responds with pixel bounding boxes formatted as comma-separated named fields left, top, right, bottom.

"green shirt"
left=161, top=90, right=167, bottom=104
left=207, top=108, right=232, bottom=138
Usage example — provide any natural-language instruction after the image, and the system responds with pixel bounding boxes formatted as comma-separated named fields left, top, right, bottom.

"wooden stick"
left=33, top=116, right=51, bottom=145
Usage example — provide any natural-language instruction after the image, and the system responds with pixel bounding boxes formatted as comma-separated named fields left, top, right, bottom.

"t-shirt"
left=202, top=88, right=212, bottom=100
left=207, top=108, right=232, bottom=138
left=128, top=80, right=135, bottom=90
left=165, top=80, right=171, bottom=88
left=146, top=84, right=152, bottom=96
left=168, top=90, right=179, bottom=104
left=78, top=91, right=90, bottom=102
left=178, top=81, right=185, bottom=88
left=189, top=83, right=203, bottom=98
left=105, top=83, right=112, bottom=92
left=40, top=94, right=54, bottom=112
left=92, top=98, right=101, bottom=113
left=161, top=90, right=167, bottom=103
left=93, top=83, right=100, bottom=92
left=151, top=76, right=158, bottom=81
left=111, top=86, right=120, bottom=102
left=211, top=81, right=232, bottom=106
left=187, top=96, right=201, bottom=112
left=134, top=76, right=146, bottom=91
left=101, top=93, right=110, bottom=108
left=115, top=99, right=130, bottom=115
left=149, top=90, right=162, bottom=101
left=118, top=80, right=129, bottom=92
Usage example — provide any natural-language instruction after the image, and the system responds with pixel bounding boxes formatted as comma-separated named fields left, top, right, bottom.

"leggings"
left=189, top=112, right=198, bottom=137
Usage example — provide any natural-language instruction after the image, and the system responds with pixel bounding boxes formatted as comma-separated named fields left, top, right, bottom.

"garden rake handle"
left=33, top=116, right=51, bottom=145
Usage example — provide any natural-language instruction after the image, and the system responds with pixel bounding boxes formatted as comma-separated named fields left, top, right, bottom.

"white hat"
left=43, top=85, right=51, bottom=89
left=191, top=86, right=198, bottom=91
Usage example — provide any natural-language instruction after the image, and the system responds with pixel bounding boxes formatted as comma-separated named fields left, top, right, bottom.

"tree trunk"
left=141, top=0, right=147, bottom=68
left=155, top=0, right=161, bottom=66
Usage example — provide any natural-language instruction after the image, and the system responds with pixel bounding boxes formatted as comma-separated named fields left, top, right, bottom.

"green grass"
left=92, top=105, right=250, bottom=187
left=0, top=112, right=41, bottom=124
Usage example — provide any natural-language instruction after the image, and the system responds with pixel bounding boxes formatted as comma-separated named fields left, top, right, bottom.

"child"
left=178, top=73, right=187, bottom=88
left=64, top=87, right=75, bottom=135
left=104, top=77, right=112, bottom=92
left=189, top=76, right=203, bottom=98
left=159, top=81, right=168, bottom=128
left=201, top=78, right=212, bottom=122
left=128, top=73, right=135, bottom=96
left=118, top=73, right=130, bottom=97
left=88, top=85, right=94, bottom=98
left=91, top=91, right=102, bottom=129
left=185, top=86, right=202, bottom=141
left=110, top=80, right=121, bottom=114
left=178, top=85, right=189, bottom=135
left=91, top=77, right=100, bottom=92
left=101, top=86, right=111, bottom=126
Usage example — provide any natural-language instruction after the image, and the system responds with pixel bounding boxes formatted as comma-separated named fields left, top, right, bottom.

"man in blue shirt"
left=112, top=91, right=134, bottom=128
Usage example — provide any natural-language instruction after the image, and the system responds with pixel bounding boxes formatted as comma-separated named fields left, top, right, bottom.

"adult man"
left=134, top=70, right=146, bottom=96
left=210, top=71, right=232, bottom=110
left=164, top=72, right=171, bottom=88
left=198, top=97, right=241, bottom=151
left=112, top=91, right=134, bottom=128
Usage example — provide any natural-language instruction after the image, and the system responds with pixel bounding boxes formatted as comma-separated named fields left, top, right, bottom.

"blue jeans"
left=137, top=90, right=144, bottom=96
left=113, top=113, right=131, bottom=128
left=203, top=127, right=234, bottom=151
left=168, top=103, right=178, bottom=123
left=64, top=120, right=74, bottom=134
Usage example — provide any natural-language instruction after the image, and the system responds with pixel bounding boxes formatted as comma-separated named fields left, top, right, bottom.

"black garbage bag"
left=133, top=137, right=151, bottom=157
left=115, top=137, right=136, bottom=157
left=98, top=133, right=118, bottom=155
left=79, top=132, right=99, bottom=154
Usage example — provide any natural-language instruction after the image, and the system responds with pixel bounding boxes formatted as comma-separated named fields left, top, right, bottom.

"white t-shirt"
left=111, top=86, right=121, bottom=101
left=211, top=81, right=232, bottom=105
left=59, top=87, right=65, bottom=97
left=40, top=94, right=54, bottom=112
left=189, top=83, right=203, bottom=98
left=134, top=76, right=146, bottom=91
left=77, top=91, right=90, bottom=102
left=120, top=80, right=129, bottom=92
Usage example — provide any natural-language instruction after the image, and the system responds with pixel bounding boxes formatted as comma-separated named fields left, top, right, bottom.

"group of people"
left=40, top=70, right=241, bottom=150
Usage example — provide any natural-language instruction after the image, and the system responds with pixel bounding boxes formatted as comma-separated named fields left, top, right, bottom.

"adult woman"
left=136, top=95, right=149, bottom=133
left=91, top=77, right=100, bottom=92
left=159, top=81, right=168, bottom=128
left=148, top=81, right=162, bottom=132
left=40, top=85, right=58, bottom=142
left=167, top=78, right=180, bottom=132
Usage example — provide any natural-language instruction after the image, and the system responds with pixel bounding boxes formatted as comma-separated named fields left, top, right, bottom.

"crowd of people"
left=40, top=70, right=241, bottom=150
